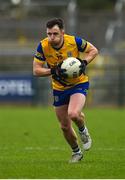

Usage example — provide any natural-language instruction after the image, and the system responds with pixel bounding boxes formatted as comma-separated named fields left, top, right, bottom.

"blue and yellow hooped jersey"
left=34, top=34, right=89, bottom=90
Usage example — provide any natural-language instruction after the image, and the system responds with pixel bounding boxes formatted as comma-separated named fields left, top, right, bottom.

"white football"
left=61, top=57, right=81, bottom=78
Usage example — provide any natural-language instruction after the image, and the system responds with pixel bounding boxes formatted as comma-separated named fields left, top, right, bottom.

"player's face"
left=47, top=25, right=64, bottom=48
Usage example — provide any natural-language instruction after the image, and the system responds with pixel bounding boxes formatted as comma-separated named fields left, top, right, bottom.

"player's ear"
left=61, top=29, right=65, bottom=35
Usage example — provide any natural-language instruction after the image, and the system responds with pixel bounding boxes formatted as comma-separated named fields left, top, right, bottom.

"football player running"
left=33, top=18, right=98, bottom=163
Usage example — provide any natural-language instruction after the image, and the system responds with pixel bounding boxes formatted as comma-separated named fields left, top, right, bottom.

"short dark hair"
left=46, top=18, right=64, bottom=29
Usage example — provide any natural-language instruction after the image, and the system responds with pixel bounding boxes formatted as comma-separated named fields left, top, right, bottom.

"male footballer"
left=33, top=18, right=98, bottom=163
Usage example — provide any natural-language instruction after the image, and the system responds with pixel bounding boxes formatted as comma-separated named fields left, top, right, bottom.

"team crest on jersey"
left=67, top=51, right=72, bottom=57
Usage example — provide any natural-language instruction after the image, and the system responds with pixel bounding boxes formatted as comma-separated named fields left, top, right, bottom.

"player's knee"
left=68, top=111, right=80, bottom=121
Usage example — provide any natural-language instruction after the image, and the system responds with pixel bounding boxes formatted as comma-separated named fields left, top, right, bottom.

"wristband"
left=83, top=60, right=88, bottom=66
left=51, top=68, right=55, bottom=75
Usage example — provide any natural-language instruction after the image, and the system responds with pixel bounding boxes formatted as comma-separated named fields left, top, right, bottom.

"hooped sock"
left=79, top=125, right=85, bottom=133
left=72, top=145, right=81, bottom=154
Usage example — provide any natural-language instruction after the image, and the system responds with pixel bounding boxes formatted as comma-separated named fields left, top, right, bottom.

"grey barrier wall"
left=0, top=53, right=125, bottom=107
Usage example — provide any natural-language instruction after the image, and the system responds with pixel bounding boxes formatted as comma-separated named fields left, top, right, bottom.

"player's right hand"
left=51, top=67, right=58, bottom=76
left=51, top=65, right=67, bottom=78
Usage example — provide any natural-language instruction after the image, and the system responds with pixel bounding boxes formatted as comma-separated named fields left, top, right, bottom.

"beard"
left=50, top=41, right=60, bottom=47
left=50, top=38, right=64, bottom=49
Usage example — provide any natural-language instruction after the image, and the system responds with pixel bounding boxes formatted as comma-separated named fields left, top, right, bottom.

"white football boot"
left=69, top=151, right=83, bottom=163
left=79, top=126, right=92, bottom=151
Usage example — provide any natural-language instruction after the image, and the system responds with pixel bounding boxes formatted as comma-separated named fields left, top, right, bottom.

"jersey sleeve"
left=34, top=42, right=46, bottom=62
left=75, top=36, right=87, bottom=52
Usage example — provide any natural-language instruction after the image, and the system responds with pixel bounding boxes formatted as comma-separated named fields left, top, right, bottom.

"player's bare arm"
left=84, top=42, right=98, bottom=64
left=33, top=60, right=51, bottom=77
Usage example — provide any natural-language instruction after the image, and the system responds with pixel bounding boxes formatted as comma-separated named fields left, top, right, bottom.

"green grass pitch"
left=0, top=106, right=125, bottom=178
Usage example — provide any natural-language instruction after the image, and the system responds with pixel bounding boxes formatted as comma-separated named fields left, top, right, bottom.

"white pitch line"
left=0, top=146, right=125, bottom=152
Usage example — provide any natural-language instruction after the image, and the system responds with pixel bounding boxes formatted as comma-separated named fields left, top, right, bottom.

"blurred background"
left=0, top=0, right=125, bottom=107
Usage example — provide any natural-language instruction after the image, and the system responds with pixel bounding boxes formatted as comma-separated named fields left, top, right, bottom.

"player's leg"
left=68, top=93, right=92, bottom=150
left=55, top=104, right=83, bottom=162
left=68, top=93, right=85, bottom=128
left=55, top=104, right=77, bottom=147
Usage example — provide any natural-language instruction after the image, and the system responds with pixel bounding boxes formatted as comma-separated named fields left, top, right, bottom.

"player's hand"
left=51, top=67, right=58, bottom=76
left=51, top=65, right=67, bottom=78
left=77, top=58, right=88, bottom=75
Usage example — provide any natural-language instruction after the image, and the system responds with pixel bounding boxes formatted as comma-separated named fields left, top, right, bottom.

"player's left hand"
left=77, top=58, right=88, bottom=75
